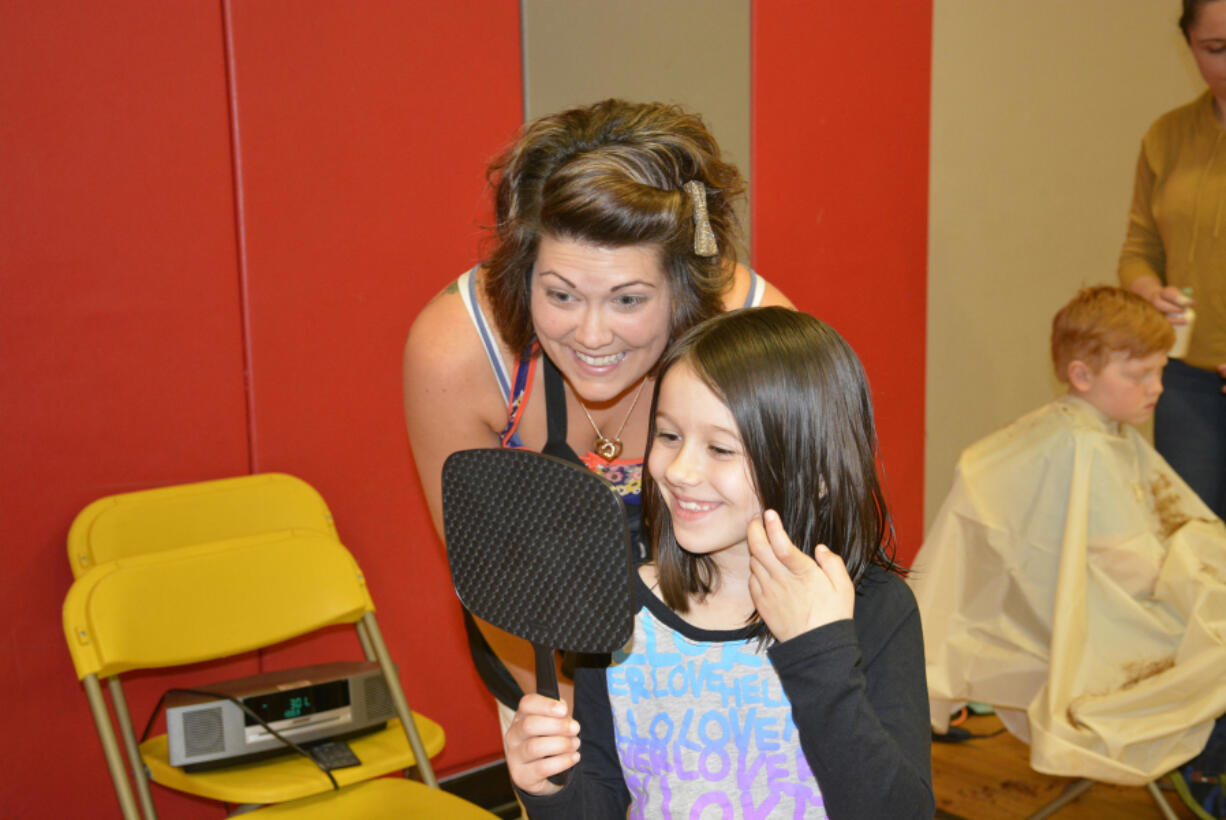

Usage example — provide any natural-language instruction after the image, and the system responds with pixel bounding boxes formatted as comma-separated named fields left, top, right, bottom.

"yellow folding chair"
left=63, top=529, right=494, bottom=819
left=68, top=472, right=339, bottom=577
left=64, top=473, right=452, bottom=812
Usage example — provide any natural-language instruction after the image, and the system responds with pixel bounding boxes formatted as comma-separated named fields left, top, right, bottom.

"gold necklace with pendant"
left=579, top=379, right=647, bottom=461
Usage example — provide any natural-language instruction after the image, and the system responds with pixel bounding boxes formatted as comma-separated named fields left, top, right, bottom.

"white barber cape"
left=911, top=395, right=1226, bottom=785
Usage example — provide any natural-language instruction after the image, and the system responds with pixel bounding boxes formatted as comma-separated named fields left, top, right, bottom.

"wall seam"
left=221, top=0, right=259, bottom=474
left=520, top=0, right=529, bottom=123
left=749, top=0, right=757, bottom=269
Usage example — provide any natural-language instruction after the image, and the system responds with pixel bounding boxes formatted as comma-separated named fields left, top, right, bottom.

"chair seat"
left=141, top=716, right=445, bottom=804
left=248, top=777, right=499, bottom=818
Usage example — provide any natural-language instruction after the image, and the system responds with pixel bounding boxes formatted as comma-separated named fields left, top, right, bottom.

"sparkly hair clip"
left=683, top=180, right=718, bottom=257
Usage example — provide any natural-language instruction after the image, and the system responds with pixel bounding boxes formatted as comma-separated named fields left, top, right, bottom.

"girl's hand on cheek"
left=747, top=509, right=855, bottom=642
left=504, top=694, right=580, bottom=795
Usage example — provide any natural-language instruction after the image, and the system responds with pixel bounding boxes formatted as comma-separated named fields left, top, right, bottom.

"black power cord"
left=932, top=725, right=1007, bottom=743
left=931, top=707, right=1007, bottom=743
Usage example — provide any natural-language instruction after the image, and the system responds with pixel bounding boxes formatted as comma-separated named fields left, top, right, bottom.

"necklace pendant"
left=594, top=436, right=622, bottom=461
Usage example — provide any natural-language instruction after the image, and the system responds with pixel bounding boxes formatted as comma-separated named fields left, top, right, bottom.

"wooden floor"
left=933, top=713, right=1196, bottom=819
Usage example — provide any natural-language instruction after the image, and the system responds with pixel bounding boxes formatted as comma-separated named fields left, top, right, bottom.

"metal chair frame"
left=1025, top=776, right=1178, bottom=820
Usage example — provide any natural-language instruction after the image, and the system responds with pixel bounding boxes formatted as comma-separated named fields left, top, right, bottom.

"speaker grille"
left=183, top=707, right=225, bottom=756
left=363, top=674, right=393, bottom=721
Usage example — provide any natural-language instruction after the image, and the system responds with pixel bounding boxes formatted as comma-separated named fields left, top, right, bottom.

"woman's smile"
left=573, top=349, right=626, bottom=369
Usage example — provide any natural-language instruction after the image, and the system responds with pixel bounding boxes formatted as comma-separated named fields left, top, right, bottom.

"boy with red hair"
left=1051, top=286, right=1171, bottom=427
left=913, top=287, right=1226, bottom=810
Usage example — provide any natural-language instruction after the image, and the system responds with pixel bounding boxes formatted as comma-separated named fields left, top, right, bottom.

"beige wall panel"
left=522, top=0, right=751, bottom=252
left=926, top=0, right=1202, bottom=528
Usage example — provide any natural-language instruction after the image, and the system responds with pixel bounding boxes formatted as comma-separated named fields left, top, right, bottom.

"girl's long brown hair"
left=645, top=307, right=903, bottom=644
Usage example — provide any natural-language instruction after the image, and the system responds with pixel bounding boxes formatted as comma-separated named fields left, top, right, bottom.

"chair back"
left=64, top=529, right=371, bottom=682
left=68, top=473, right=338, bottom=577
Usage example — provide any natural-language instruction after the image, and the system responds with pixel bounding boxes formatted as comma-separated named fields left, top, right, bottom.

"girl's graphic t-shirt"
left=607, top=588, right=827, bottom=818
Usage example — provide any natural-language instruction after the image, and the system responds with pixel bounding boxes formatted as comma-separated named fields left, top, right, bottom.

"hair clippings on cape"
left=683, top=180, right=718, bottom=257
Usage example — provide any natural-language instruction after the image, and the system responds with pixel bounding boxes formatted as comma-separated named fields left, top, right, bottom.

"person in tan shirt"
left=1119, top=0, right=1226, bottom=518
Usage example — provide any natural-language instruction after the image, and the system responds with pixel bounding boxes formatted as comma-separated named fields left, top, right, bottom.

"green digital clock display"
left=242, top=680, right=350, bottom=726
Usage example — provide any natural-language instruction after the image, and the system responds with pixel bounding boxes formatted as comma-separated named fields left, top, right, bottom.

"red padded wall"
left=225, top=0, right=522, bottom=774
left=2, top=0, right=520, bottom=815
left=753, top=1, right=932, bottom=563
left=0, top=1, right=251, bottom=816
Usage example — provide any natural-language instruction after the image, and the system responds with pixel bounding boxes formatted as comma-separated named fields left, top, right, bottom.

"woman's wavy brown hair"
left=482, top=99, right=745, bottom=354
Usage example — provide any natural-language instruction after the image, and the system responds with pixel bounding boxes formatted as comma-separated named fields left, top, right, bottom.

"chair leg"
left=355, top=619, right=375, bottom=661
left=84, top=675, right=141, bottom=820
left=109, top=677, right=159, bottom=820
left=1026, top=778, right=1096, bottom=819
left=361, top=612, right=438, bottom=788
left=1146, top=780, right=1180, bottom=820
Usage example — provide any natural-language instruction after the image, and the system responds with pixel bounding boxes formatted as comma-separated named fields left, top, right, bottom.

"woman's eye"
left=546, top=289, right=574, bottom=304
left=709, top=445, right=736, bottom=457
left=614, top=293, right=647, bottom=309
left=655, top=430, right=680, bottom=444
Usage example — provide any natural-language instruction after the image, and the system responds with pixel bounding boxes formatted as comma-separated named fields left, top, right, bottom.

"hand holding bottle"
left=1168, top=287, right=1196, bottom=359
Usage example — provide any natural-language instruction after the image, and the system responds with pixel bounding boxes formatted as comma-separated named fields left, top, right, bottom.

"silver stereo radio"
left=165, top=660, right=395, bottom=769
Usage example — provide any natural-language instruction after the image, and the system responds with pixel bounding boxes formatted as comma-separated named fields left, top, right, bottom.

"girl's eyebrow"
left=655, top=410, right=740, bottom=439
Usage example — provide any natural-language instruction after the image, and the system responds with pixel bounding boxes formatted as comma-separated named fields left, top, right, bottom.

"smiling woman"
left=402, top=99, right=792, bottom=729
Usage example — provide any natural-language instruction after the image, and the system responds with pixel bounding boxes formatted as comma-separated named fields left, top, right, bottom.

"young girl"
left=504, top=307, right=934, bottom=819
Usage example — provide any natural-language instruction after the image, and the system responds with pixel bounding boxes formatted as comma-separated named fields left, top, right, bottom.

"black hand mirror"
left=441, top=448, right=636, bottom=702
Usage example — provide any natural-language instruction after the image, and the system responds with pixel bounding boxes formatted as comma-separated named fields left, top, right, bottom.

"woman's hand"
left=504, top=694, right=580, bottom=796
left=1152, top=284, right=1193, bottom=320
left=1128, top=276, right=1193, bottom=321
left=747, top=509, right=855, bottom=642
